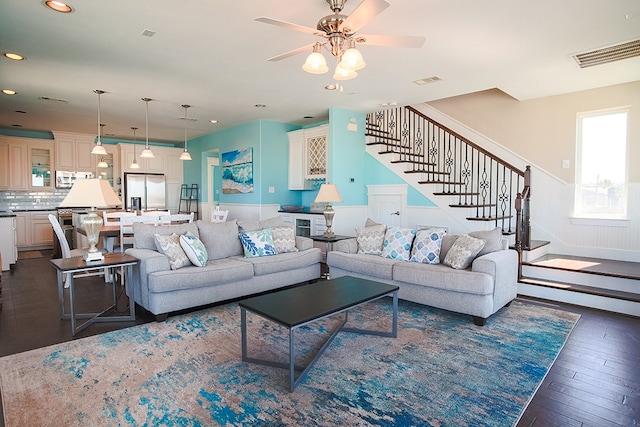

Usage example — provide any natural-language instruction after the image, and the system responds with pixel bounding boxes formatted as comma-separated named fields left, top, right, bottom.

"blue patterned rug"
left=0, top=298, right=579, bottom=426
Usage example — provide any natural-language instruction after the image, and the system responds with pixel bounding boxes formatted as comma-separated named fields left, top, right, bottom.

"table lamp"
left=314, top=183, right=343, bottom=238
left=59, top=178, right=122, bottom=262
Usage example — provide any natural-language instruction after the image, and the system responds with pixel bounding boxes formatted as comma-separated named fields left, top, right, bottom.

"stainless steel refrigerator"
left=124, top=173, right=166, bottom=210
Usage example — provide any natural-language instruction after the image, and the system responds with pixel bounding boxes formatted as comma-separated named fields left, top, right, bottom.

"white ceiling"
left=1, top=0, right=639, bottom=144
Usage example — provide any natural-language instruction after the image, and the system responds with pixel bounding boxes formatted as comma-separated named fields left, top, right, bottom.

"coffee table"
left=239, top=276, right=399, bottom=391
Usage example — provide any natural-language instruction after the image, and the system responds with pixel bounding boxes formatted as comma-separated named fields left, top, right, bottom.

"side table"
left=50, top=252, right=139, bottom=335
left=310, top=235, right=354, bottom=278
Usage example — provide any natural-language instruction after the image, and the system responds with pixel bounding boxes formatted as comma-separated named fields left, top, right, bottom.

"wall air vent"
left=38, top=96, right=69, bottom=104
left=572, top=39, right=640, bottom=68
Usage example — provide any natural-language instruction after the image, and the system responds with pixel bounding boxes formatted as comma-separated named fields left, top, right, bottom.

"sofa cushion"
left=237, top=248, right=322, bottom=276
left=154, top=233, right=190, bottom=270
left=410, top=228, right=446, bottom=264
left=356, top=224, right=386, bottom=255
left=179, top=231, right=208, bottom=267
left=443, top=235, right=485, bottom=270
left=147, top=258, right=255, bottom=293
left=237, top=216, right=284, bottom=233
left=134, top=222, right=199, bottom=250
left=393, top=262, right=494, bottom=295
left=272, top=226, right=298, bottom=254
left=469, top=227, right=503, bottom=257
left=326, top=252, right=396, bottom=280
left=239, top=228, right=277, bottom=258
left=196, top=220, right=243, bottom=260
left=382, top=227, right=416, bottom=261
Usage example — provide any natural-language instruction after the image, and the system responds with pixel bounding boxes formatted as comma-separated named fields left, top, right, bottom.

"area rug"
left=0, top=299, right=579, bottom=426
left=17, top=250, right=43, bottom=260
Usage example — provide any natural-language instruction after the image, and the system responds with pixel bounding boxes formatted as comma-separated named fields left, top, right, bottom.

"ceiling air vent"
left=572, top=39, right=640, bottom=68
left=413, top=76, right=442, bottom=85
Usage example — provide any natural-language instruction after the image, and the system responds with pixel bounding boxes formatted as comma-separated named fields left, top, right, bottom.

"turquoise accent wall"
left=0, top=128, right=53, bottom=139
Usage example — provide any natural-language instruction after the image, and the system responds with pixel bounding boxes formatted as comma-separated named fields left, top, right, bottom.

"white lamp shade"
left=130, top=159, right=140, bottom=169
left=314, top=183, right=343, bottom=203
left=302, top=51, right=329, bottom=74
left=340, top=47, right=366, bottom=70
left=179, top=150, right=192, bottom=161
left=333, top=63, right=358, bottom=80
left=59, top=178, right=122, bottom=208
left=140, top=147, right=155, bottom=158
left=91, top=144, right=107, bottom=155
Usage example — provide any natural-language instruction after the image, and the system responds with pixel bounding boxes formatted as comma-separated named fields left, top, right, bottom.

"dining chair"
left=48, top=214, right=107, bottom=287
left=118, top=215, right=160, bottom=253
left=211, top=210, right=228, bottom=223
left=159, top=212, right=194, bottom=224
left=102, top=211, right=136, bottom=252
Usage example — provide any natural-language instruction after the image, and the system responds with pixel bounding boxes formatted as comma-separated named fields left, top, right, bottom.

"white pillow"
left=154, top=233, right=190, bottom=270
left=179, top=231, right=208, bottom=267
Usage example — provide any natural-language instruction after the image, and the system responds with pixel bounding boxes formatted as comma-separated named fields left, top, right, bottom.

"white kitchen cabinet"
left=0, top=137, right=28, bottom=190
left=287, top=124, right=328, bottom=190
left=0, top=216, right=17, bottom=271
left=15, top=211, right=55, bottom=250
left=53, top=131, right=95, bottom=172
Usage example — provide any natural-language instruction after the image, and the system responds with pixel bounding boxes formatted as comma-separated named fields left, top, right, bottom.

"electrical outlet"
left=268, top=186, right=275, bottom=193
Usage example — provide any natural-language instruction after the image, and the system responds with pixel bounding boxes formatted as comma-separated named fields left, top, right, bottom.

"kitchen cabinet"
left=288, top=124, right=328, bottom=190
left=0, top=137, right=28, bottom=190
left=0, top=216, right=17, bottom=271
left=279, top=212, right=328, bottom=258
left=29, top=142, right=54, bottom=190
left=53, top=131, right=95, bottom=172
left=15, top=211, right=55, bottom=250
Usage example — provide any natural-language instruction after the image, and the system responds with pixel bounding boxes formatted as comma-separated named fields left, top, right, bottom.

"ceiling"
left=1, top=0, right=639, bottom=144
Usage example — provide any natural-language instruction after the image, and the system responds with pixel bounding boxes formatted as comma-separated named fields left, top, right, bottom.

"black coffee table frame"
left=240, top=276, right=399, bottom=392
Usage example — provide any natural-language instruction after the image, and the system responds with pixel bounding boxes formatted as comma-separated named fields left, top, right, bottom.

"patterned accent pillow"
left=154, top=233, right=190, bottom=270
left=179, top=231, right=208, bottom=267
left=356, top=224, right=387, bottom=255
left=443, top=234, right=485, bottom=270
left=271, top=226, right=298, bottom=254
left=382, top=227, right=417, bottom=261
left=410, top=228, right=446, bottom=264
left=239, top=228, right=277, bottom=258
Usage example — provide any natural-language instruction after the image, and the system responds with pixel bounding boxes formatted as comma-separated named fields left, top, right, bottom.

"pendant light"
left=140, top=97, right=154, bottom=158
left=97, top=158, right=108, bottom=168
left=91, top=90, right=108, bottom=155
left=179, top=104, right=192, bottom=161
left=130, top=126, right=140, bottom=169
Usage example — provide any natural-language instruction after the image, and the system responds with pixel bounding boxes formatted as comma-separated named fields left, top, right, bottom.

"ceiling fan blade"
left=266, top=44, right=316, bottom=62
left=255, top=17, right=319, bottom=36
left=342, top=0, right=390, bottom=33
left=358, top=34, right=426, bottom=48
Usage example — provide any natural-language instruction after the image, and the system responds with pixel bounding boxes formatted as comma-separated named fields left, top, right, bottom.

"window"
left=575, top=109, right=628, bottom=218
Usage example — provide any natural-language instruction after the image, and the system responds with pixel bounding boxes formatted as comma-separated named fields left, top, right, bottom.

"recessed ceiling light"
left=303, top=116, right=314, bottom=119
left=2, top=89, right=17, bottom=95
left=254, top=104, right=266, bottom=108
left=15, top=110, right=27, bottom=114
left=210, top=119, right=219, bottom=124
left=11, top=124, right=23, bottom=127
left=3, top=52, right=25, bottom=61
left=43, top=1, right=73, bottom=13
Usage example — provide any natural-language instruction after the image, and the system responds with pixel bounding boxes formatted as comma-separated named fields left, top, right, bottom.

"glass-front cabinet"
left=30, top=146, right=52, bottom=189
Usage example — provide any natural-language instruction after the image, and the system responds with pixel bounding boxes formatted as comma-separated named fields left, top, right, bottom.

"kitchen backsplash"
left=0, top=190, right=68, bottom=211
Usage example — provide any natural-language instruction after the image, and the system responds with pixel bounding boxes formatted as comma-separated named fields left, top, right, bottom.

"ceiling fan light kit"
left=302, top=43, right=329, bottom=74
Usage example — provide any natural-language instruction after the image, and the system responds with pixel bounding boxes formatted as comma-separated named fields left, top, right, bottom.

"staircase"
left=366, top=106, right=640, bottom=317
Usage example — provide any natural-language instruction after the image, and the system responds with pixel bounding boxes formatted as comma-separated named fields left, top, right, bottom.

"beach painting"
left=222, top=148, right=253, bottom=194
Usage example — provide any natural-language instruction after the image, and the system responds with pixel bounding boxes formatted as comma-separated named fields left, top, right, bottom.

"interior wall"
left=427, top=81, right=640, bottom=184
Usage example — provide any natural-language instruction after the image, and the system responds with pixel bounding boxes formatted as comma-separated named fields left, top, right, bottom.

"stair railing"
left=366, top=106, right=531, bottom=249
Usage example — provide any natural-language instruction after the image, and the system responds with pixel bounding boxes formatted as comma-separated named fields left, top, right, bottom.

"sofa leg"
left=155, top=313, right=169, bottom=322
left=472, top=316, right=487, bottom=326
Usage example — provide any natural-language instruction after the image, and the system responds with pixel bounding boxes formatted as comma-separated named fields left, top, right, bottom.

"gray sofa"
left=126, top=219, right=322, bottom=320
left=327, top=232, right=518, bottom=326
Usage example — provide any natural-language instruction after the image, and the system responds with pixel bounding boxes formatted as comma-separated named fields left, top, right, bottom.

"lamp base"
left=84, top=251, right=104, bottom=262
left=323, top=229, right=335, bottom=238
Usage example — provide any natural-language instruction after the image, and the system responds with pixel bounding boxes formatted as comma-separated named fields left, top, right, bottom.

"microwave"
left=55, top=171, right=94, bottom=188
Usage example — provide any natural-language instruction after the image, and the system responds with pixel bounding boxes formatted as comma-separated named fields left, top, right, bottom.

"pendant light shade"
left=91, top=90, right=108, bottom=155
left=339, top=39, right=366, bottom=71
left=130, top=126, right=140, bottom=169
left=302, top=43, right=328, bottom=74
left=97, top=158, right=108, bottom=168
left=180, top=104, right=192, bottom=161
left=140, top=97, right=154, bottom=158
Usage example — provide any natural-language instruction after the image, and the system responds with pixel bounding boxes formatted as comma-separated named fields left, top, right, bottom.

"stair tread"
left=519, top=277, right=640, bottom=302
left=523, top=254, right=640, bottom=281
left=466, top=215, right=512, bottom=221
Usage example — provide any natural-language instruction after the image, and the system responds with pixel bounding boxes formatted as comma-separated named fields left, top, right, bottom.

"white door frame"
left=207, top=156, right=220, bottom=221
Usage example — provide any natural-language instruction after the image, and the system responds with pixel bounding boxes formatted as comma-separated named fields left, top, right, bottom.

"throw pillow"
left=443, top=234, right=485, bottom=270
left=410, top=228, right=446, bottom=264
left=154, top=233, right=191, bottom=270
left=196, top=220, right=243, bottom=260
left=271, top=226, right=298, bottom=254
left=179, top=231, right=208, bottom=267
left=355, top=224, right=387, bottom=255
left=469, top=227, right=503, bottom=257
left=239, top=228, right=277, bottom=258
left=382, top=227, right=417, bottom=261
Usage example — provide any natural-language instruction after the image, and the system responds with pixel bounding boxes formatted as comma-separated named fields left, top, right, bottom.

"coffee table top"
left=239, top=276, right=398, bottom=328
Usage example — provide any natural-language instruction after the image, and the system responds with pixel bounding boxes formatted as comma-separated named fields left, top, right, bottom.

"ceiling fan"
left=255, top=0, right=425, bottom=80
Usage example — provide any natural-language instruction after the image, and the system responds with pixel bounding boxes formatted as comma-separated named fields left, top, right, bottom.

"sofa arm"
left=295, top=236, right=314, bottom=251
left=334, top=238, right=358, bottom=254
left=472, top=249, right=518, bottom=305
left=125, top=248, right=171, bottom=309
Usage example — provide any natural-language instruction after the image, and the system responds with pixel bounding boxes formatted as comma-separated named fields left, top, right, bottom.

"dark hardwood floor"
left=1, top=251, right=638, bottom=426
